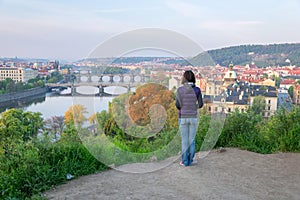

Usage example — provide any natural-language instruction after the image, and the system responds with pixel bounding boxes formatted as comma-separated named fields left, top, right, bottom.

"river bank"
left=0, top=87, right=46, bottom=111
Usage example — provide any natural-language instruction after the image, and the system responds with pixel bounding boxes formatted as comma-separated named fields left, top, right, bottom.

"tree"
left=47, top=71, right=63, bottom=83
left=166, top=103, right=178, bottom=129
left=275, top=77, right=281, bottom=88
left=263, top=74, right=268, bottom=79
left=288, top=86, right=294, bottom=99
left=128, top=83, right=174, bottom=126
left=88, top=113, right=97, bottom=125
left=258, top=106, right=300, bottom=152
left=60, top=120, right=81, bottom=143
left=22, top=111, right=44, bottom=140
left=95, top=110, right=110, bottom=129
left=44, top=116, right=65, bottom=140
left=103, top=83, right=176, bottom=142
left=250, top=95, right=266, bottom=115
left=64, top=104, right=87, bottom=126
left=5, top=79, right=15, bottom=92
left=0, top=109, right=44, bottom=146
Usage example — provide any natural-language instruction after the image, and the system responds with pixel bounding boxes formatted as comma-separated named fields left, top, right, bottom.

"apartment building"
left=293, top=84, right=300, bottom=105
left=0, top=67, right=23, bottom=82
left=204, top=82, right=278, bottom=117
left=0, top=67, right=38, bottom=82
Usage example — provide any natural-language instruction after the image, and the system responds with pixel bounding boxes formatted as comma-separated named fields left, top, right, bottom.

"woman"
left=176, top=70, right=203, bottom=166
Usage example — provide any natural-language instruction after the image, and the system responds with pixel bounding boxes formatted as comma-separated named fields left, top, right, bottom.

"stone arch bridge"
left=46, top=73, right=151, bottom=96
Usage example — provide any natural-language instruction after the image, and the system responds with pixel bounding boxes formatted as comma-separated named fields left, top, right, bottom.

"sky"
left=0, top=0, right=300, bottom=61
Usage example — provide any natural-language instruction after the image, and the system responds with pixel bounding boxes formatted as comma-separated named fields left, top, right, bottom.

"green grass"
left=0, top=138, right=107, bottom=200
left=1, top=106, right=299, bottom=199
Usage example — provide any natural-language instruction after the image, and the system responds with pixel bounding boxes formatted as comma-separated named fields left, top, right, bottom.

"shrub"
left=0, top=133, right=107, bottom=199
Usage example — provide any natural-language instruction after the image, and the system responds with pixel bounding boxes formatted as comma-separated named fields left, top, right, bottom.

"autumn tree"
left=166, top=103, right=178, bottom=129
left=64, top=104, right=87, bottom=126
left=105, top=83, right=176, bottom=140
left=88, top=113, right=97, bottom=125
left=128, top=83, right=175, bottom=126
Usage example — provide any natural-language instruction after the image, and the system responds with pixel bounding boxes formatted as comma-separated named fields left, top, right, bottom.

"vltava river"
left=1, top=86, right=129, bottom=120
left=25, top=94, right=113, bottom=119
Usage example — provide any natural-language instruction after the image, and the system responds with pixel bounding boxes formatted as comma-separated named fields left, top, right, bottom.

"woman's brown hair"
left=181, top=70, right=195, bottom=84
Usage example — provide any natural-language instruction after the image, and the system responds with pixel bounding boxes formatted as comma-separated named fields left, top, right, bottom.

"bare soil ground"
left=44, top=148, right=300, bottom=200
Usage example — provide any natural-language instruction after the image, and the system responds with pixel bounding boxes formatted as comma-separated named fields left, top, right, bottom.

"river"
left=0, top=86, right=129, bottom=120
left=25, top=94, right=114, bottom=119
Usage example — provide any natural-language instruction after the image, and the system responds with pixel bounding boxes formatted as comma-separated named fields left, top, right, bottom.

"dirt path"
left=44, top=148, right=300, bottom=200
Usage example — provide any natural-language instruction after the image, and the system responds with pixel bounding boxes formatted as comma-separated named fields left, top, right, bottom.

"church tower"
left=223, top=63, right=238, bottom=88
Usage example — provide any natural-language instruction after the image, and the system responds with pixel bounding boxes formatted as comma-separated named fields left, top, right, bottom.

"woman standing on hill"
left=176, top=70, right=203, bottom=166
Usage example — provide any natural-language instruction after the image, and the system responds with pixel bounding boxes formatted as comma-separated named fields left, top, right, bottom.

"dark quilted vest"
left=177, top=84, right=201, bottom=118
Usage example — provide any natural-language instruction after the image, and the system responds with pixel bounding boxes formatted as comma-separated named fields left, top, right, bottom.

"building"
left=223, top=63, right=238, bottom=88
left=197, top=76, right=207, bottom=93
left=280, top=79, right=296, bottom=89
left=0, top=67, right=38, bottom=82
left=0, top=67, right=23, bottom=82
left=205, top=79, right=223, bottom=96
left=168, top=75, right=181, bottom=90
left=23, top=68, right=38, bottom=82
left=204, top=64, right=238, bottom=96
left=204, top=81, right=278, bottom=118
left=261, top=79, right=276, bottom=87
left=293, top=84, right=300, bottom=105
left=204, top=93, right=249, bottom=115
left=249, top=86, right=278, bottom=118
left=277, top=89, right=293, bottom=111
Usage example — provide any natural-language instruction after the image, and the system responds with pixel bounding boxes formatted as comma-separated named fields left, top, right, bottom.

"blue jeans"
left=179, top=118, right=198, bottom=166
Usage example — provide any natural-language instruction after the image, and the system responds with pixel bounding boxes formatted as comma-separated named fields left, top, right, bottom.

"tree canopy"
left=64, top=104, right=87, bottom=126
left=0, top=109, right=43, bottom=146
left=190, top=43, right=300, bottom=67
left=128, top=83, right=175, bottom=126
left=250, top=95, right=266, bottom=115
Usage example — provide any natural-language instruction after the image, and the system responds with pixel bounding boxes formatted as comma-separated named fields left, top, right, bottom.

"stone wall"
left=0, top=87, right=47, bottom=104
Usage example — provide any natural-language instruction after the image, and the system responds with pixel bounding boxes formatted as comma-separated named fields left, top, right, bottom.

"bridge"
left=74, top=72, right=150, bottom=84
left=46, top=73, right=151, bottom=96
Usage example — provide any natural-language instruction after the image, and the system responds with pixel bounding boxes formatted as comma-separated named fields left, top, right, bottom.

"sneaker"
left=191, top=160, right=198, bottom=165
left=179, top=162, right=186, bottom=167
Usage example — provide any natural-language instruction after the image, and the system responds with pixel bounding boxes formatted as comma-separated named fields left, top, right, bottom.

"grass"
left=1, top=106, right=299, bottom=199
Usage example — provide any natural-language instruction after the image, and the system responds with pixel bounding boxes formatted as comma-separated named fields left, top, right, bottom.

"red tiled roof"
left=245, top=71, right=259, bottom=75
left=289, top=70, right=300, bottom=75
left=249, top=79, right=261, bottom=83
left=280, top=79, right=296, bottom=85
left=294, top=84, right=300, bottom=90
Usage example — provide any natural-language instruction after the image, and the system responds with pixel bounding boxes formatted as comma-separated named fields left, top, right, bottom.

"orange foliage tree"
left=128, top=83, right=175, bottom=127
left=64, top=104, right=87, bottom=126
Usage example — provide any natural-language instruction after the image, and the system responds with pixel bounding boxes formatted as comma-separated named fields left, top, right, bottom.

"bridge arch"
left=75, top=72, right=149, bottom=84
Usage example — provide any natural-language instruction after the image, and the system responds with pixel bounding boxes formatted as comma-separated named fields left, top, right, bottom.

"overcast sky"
left=0, top=0, right=300, bottom=61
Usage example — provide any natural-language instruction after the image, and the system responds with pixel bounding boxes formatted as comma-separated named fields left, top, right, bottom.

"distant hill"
left=85, top=43, right=300, bottom=68
left=0, top=58, right=50, bottom=63
left=190, top=43, right=300, bottom=67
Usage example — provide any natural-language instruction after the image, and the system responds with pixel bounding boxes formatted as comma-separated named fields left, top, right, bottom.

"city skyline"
left=0, top=0, right=300, bottom=61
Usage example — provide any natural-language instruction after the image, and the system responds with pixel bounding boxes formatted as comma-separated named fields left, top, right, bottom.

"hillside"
left=190, top=43, right=300, bottom=67
left=84, top=43, right=300, bottom=68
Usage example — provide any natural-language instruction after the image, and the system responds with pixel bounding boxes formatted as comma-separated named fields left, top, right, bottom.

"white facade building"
left=0, top=67, right=38, bottom=82
left=23, top=68, right=38, bottom=82
left=0, top=67, right=23, bottom=82
left=168, top=75, right=181, bottom=90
